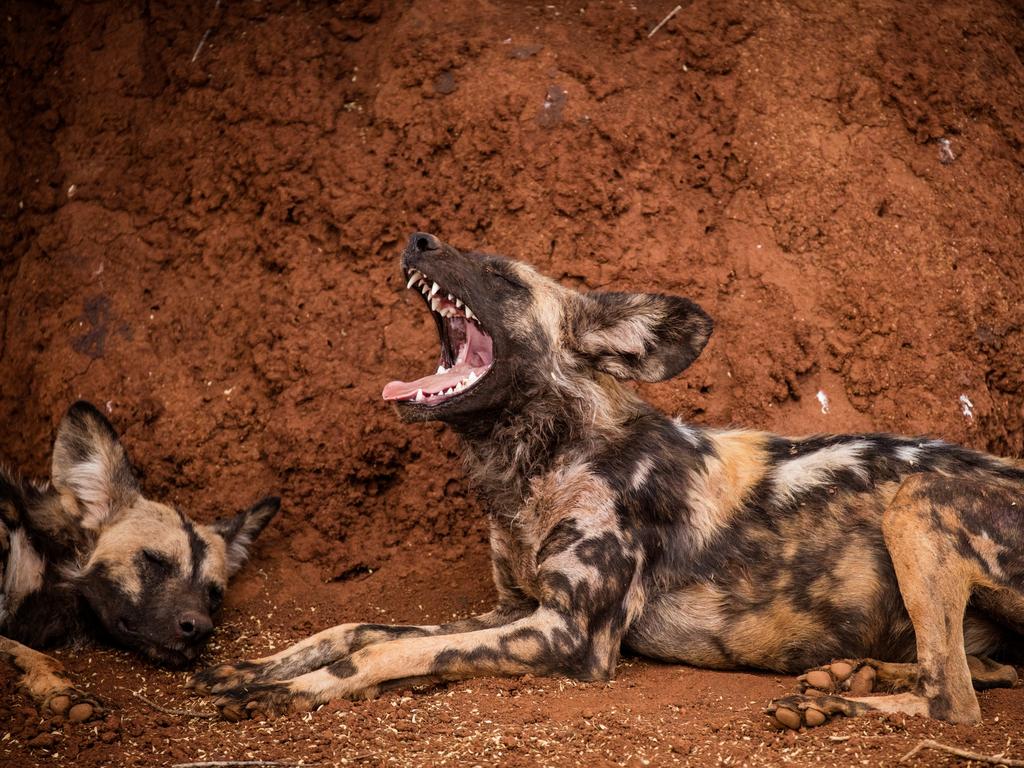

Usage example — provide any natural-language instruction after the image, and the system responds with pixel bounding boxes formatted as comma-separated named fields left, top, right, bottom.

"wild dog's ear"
left=51, top=401, right=141, bottom=529
left=572, top=292, right=713, bottom=382
left=211, top=496, right=280, bottom=577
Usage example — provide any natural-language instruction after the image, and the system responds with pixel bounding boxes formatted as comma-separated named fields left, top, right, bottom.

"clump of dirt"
left=2, top=1, right=1024, bottom=766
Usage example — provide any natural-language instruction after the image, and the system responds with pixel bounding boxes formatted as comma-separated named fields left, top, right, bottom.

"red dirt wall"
left=2, top=1, right=1023, bottom=765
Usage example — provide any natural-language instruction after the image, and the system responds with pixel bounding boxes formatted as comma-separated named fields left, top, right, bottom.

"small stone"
left=434, top=71, right=457, bottom=95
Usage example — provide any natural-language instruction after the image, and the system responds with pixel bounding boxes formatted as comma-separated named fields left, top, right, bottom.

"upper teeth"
left=404, top=269, right=479, bottom=324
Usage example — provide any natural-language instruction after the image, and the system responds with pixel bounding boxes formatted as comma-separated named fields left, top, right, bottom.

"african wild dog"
left=192, top=233, right=1023, bottom=729
left=1, top=401, right=278, bottom=720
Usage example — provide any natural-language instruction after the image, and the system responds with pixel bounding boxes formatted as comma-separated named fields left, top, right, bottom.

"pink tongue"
left=382, top=321, right=493, bottom=401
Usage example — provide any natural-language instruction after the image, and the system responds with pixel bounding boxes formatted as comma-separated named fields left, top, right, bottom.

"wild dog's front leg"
left=207, top=520, right=644, bottom=717
left=210, top=607, right=606, bottom=720
left=0, top=637, right=101, bottom=720
left=190, top=607, right=532, bottom=694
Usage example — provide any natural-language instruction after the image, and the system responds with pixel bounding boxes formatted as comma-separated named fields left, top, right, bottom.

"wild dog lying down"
left=192, top=233, right=1023, bottom=728
left=1, top=401, right=279, bottom=719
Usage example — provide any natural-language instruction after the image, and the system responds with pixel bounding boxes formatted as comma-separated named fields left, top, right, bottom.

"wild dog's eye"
left=142, top=549, right=172, bottom=571
left=485, top=265, right=527, bottom=290
left=207, top=584, right=224, bottom=611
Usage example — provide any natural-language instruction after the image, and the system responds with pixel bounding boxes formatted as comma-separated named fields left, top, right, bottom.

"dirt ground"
left=2, top=0, right=1024, bottom=765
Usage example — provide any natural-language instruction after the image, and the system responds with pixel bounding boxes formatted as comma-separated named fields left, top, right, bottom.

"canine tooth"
left=415, top=389, right=425, bottom=401
left=455, top=298, right=463, bottom=308
left=465, top=307, right=475, bottom=321
left=430, top=282, right=441, bottom=296
left=406, top=273, right=419, bottom=289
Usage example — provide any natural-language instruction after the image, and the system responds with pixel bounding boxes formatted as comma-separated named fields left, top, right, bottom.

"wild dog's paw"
left=212, top=683, right=317, bottom=722
left=798, top=660, right=879, bottom=696
left=766, top=694, right=871, bottom=730
left=43, top=688, right=102, bottom=722
left=189, top=660, right=265, bottom=694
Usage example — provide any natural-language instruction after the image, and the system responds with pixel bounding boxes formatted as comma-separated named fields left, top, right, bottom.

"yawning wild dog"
left=192, top=233, right=1023, bottom=728
left=1, top=402, right=278, bottom=719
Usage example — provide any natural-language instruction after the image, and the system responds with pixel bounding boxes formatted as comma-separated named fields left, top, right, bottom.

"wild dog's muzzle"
left=382, top=234, right=494, bottom=405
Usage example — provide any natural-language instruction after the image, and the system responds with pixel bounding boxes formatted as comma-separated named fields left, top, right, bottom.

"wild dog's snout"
left=177, top=611, right=213, bottom=643
left=410, top=232, right=442, bottom=253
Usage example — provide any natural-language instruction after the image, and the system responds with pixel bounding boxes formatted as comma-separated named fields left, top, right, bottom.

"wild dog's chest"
left=488, top=462, right=627, bottom=603
left=491, top=522, right=545, bottom=601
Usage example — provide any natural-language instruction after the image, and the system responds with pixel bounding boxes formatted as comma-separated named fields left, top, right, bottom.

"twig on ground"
left=172, top=762, right=320, bottom=768
left=134, top=691, right=219, bottom=719
left=191, top=0, right=223, bottom=63
left=900, top=739, right=1024, bottom=766
left=648, top=4, right=682, bottom=38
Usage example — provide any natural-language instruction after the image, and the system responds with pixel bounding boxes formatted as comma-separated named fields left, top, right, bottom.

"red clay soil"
left=2, top=0, right=1024, bottom=765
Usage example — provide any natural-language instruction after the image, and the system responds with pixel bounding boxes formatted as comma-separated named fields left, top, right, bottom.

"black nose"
left=177, top=611, right=213, bottom=642
left=410, top=232, right=441, bottom=253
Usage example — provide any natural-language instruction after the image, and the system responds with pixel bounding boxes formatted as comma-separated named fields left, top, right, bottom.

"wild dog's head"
left=383, top=233, right=713, bottom=428
left=51, top=402, right=278, bottom=667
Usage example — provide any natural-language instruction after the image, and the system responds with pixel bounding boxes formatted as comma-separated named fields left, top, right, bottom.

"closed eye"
left=142, top=549, right=172, bottom=571
left=207, top=584, right=224, bottom=611
left=485, top=266, right=527, bottom=290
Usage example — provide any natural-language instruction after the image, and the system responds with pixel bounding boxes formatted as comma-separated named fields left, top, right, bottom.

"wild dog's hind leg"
left=770, top=474, right=1024, bottom=729
left=0, top=637, right=101, bottom=720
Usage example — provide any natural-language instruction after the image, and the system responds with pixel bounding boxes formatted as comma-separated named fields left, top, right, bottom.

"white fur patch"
left=771, top=441, right=870, bottom=503
left=61, top=456, right=114, bottom=529
left=894, top=443, right=924, bottom=466
left=672, top=418, right=702, bottom=447
left=630, top=456, right=655, bottom=490
left=4, top=528, right=46, bottom=608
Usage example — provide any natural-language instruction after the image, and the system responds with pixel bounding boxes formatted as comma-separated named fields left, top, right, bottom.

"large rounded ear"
left=51, top=401, right=140, bottom=530
left=572, top=292, right=713, bottom=382
left=211, top=496, right=280, bottom=577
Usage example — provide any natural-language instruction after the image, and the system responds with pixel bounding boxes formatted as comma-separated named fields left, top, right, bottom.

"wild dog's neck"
left=455, top=375, right=646, bottom=516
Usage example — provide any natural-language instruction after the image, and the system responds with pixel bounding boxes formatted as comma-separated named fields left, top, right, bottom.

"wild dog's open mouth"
left=382, top=268, right=494, bottom=404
